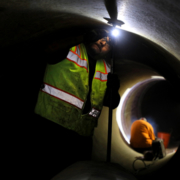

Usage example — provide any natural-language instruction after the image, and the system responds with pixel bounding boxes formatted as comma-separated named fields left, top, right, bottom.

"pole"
left=106, top=30, right=115, bottom=163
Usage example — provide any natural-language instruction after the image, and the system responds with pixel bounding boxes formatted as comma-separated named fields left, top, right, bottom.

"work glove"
left=103, top=73, right=120, bottom=109
left=83, top=29, right=109, bottom=44
left=107, top=73, right=120, bottom=92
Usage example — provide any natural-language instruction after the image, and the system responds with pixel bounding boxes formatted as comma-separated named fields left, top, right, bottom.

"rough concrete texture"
left=52, top=161, right=137, bottom=180
left=0, top=0, right=180, bottom=60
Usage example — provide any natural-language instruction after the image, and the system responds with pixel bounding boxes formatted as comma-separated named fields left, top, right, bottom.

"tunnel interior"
left=1, top=2, right=180, bottom=179
left=1, top=28, right=180, bottom=179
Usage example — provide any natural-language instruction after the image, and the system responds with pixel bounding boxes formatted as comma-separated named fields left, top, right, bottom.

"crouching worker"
left=130, top=117, right=156, bottom=154
left=32, top=29, right=120, bottom=179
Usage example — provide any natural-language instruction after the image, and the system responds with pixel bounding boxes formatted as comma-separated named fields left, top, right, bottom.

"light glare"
left=116, top=88, right=131, bottom=144
left=112, top=29, right=119, bottom=37
left=151, top=76, right=165, bottom=79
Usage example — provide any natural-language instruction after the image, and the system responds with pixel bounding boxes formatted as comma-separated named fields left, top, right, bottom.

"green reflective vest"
left=35, top=43, right=110, bottom=136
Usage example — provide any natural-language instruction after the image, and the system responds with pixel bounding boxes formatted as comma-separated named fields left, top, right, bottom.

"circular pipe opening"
left=116, top=77, right=179, bottom=154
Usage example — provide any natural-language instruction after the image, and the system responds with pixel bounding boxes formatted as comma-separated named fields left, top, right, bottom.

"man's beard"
left=86, top=44, right=101, bottom=60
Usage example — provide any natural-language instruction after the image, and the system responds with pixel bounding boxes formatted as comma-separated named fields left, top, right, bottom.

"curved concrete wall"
left=1, top=1, right=180, bottom=179
left=92, top=60, right=178, bottom=177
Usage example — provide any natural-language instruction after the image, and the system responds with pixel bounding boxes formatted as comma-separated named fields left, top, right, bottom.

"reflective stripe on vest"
left=66, top=45, right=88, bottom=71
left=89, top=108, right=100, bottom=117
left=42, top=83, right=84, bottom=109
left=95, top=60, right=111, bottom=81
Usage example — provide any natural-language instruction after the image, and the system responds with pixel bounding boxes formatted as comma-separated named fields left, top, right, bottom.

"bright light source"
left=116, top=88, right=131, bottom=144
left=112, top=28, right=119, bottom=37
left=151, top=76, right=165, bottom=79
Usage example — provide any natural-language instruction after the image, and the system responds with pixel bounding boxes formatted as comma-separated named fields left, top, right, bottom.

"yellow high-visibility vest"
left=35, top=43, right=110, bottom=136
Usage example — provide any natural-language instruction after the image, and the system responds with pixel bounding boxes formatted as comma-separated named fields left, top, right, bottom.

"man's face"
left=85, top=36, right=112, bottom=60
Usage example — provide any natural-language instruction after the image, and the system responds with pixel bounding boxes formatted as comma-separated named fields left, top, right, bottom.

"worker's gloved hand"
left=107, top=73, right=120, bottom=92
left=83, top=29, right=108, bottom=44
left=103, top=73, right=120, bottom=108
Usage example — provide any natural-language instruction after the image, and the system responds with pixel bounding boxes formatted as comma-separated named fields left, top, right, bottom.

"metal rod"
left=106, top=32, right=115, bottom=162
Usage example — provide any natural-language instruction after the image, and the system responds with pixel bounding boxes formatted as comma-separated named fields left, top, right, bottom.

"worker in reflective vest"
left=35, top=29, right=120, bottom=137
left=33, top=29, right=120, bottom=179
